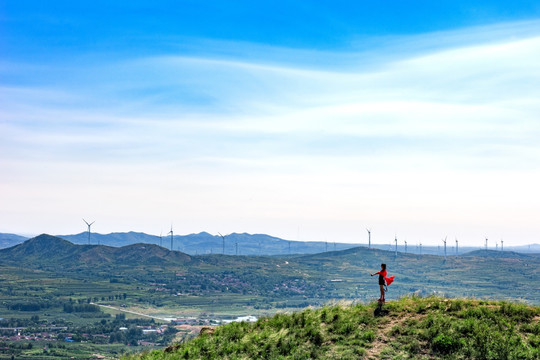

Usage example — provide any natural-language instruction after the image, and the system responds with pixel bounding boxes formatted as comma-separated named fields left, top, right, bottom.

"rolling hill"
left=1, top=234, right=540, bottom=306
left=124, top=296, right=540, bottom=360
left=0, top=234, right=193, bottom=269
left=0, top=232, right=28, bottom=249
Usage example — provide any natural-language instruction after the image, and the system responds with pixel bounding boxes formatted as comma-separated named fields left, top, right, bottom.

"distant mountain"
left=504, top=243, right=540, bottom=253
left=58, top=231, right=159, bottom=247
left=0, top=233, right=28, bottom=249
left=52, top=232, right=540, bottom=256
left=5, top=234, right=75, bottom=259
left=2, top=234, right=540, bottom=305
left=57, top=231, right=360, bottom=256
left=461, top=249, right=533, bottom=258
left=2, top=231, right=539, bottom=257
left=0, top=234, right=193, bottom=268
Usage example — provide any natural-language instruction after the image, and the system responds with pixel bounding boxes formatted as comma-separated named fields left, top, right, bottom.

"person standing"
left=371, top=263, right=394, bottom=302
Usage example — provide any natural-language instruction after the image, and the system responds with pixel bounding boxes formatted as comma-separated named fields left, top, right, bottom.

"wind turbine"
left=404, top=240, right=407, bottom=254
left=501, top=239, right=504, bottom=252
left=495, top=242, right=498, bottom=250
left=485, top=237, right=488, bottom=251
left=168, top=226, right=173, bottom=251
left=82, top=219, right=95, bottom=245
left=443, top=236, right=447, bottom=260
left=419, top=242, right=422, bottom=255
left=366, top=228, right=371, bottom=249
left=218, top=233, right=226, bottom=255
left=394, top=235, right=398, bottom=257
left=235, top=241, right=238, bottom=256
left=455, top=238, right=458, bottom=255
left=159, top=231, right=163, bottom=247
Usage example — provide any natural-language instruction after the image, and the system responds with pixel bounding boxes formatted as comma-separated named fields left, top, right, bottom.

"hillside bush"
left=123, top=297, right=540, bottom=360
left=432, top=333, right=462, bottom=354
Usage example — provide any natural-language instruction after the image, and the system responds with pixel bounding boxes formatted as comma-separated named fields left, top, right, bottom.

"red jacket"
left=375, top=269, right=395, bottom=286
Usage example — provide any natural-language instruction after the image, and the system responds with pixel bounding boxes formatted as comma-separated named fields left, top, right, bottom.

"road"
left=92, top=303, right=171, bottom=322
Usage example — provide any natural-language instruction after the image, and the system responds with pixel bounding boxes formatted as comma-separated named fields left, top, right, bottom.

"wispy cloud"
left=1, top=20, right=540, bottom=243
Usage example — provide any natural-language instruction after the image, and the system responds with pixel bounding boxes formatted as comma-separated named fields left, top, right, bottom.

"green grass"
left=124, top=296, right=540, bottom=360
left=0, top=342, right=136, bottom=360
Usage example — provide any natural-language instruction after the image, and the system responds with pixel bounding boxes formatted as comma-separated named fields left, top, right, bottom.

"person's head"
left=381, top=263, right=386, bottom=270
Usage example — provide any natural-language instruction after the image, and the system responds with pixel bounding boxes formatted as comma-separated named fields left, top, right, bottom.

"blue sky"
left=1, top=1, right=540, bottom=247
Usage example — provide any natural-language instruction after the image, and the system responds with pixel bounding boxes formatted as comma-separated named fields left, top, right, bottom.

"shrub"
left=361, top=330, right=375, bottom=342
left=432, top=334, right=461, bottom=354
left=448, top=299, right=463, bottom=312
left=499, top=302, right=536, bottom=322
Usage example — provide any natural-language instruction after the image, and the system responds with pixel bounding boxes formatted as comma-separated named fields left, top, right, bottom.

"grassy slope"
left=125, top=296, right=540, bottom=360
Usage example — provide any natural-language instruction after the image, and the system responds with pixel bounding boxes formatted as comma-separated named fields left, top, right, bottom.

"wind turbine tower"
left=404, top=240, right=407, bottom=254
left=235, top=241, right=238, bottom=256
left=394, top=236, right=398, bottom=257
left=501, top=239, right=504, bottom=252
left=485, top=237, right=488, bottom=251
left=455, top=238, right=458, bottom=255
left=218, top=233, right=226, bottom=254
left=443, top=237, right=447, bottom=260
left=82, top=219, right=95, bottom=245
left=168, top=226, right=174, bottom=251
left=419, top=242, right=422, bottom=255
left=366, top=228, right=371, bottom=249
left=159, top=232, right=163, bottom=247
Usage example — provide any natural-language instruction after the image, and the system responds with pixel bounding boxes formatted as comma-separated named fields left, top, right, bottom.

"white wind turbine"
left=168, top=225, right=174, bottom=251
left=83, top=219, right=95, bottom=245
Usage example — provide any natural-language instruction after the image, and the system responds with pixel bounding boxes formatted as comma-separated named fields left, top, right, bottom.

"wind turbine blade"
left=83, top=218, right=89, bottom=226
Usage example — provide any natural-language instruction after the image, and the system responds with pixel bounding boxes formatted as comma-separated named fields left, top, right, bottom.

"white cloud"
left=1, top=21, right=540, bottom=244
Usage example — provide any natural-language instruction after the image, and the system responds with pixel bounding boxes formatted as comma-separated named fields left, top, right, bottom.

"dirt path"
left=365, top=313, right=402, bottom=359
left=92, top=303, right=171, bottom=322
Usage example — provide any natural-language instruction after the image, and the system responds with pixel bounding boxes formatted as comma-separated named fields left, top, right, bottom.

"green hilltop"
left=125, top=296, right=540, bottom=360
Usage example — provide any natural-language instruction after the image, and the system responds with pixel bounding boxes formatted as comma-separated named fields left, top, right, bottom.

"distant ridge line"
left=0, top=231, right=539, bottom=256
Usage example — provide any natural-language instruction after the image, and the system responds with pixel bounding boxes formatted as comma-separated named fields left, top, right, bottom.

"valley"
left=0, top=235, right=539, bottom=359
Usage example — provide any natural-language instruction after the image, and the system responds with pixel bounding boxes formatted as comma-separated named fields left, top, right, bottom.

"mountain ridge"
left=2, top=234, right=540, bottom=305
left=4, top=231, right=538, bottom=256
left=0, top=234, right=193, bottom=268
